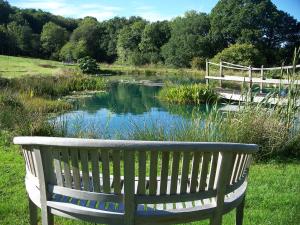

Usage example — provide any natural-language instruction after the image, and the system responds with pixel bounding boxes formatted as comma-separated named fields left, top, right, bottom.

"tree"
left=7, top=22, right=34, bottom=55
left=60, top=40, right=88, bottom=62
left=117, top=20, right=147, bottom=64
left=210, top=0, right=300, bottom=65
left=0, top=25, right=11, bottom=54
left=70, top=17, right=104, bottom=60
left=139, top=21, right=171, bottom=64
left=162, top=11, right=211, bottom=68
left=212, top=43, right=265, bottom=67
left=0, top=0, right=12, bottom=24
left=99, top=17, right=130, bottom=63
left=41, top=22, right=69, bottom=59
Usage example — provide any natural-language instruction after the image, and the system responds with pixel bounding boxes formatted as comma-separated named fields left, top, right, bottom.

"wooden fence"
left=206, top=60, right=300, bottom=92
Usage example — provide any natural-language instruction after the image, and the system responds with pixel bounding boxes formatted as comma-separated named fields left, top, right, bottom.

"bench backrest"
left=14, top=137, right=258, bottom=224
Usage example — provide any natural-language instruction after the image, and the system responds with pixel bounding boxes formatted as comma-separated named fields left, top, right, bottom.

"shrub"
left=60, top=40, right=89, bottom=62
left=190, top=57, right=206, bottom=70
left=78, top=56, right=100, bottom=74
left=128, top=51, right=147, bottom=66
left=212, top=43, right=265, bottom=67
left=158, top=84, right=219, bottom=105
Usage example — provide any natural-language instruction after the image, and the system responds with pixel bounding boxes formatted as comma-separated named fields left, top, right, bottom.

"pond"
left=53, top=83, right=211, bottom=139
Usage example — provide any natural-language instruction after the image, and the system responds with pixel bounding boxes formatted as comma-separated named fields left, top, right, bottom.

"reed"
left=158, top=83, right=219, bottom=105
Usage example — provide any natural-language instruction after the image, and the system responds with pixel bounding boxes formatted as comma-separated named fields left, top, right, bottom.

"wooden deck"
left=216, top=89, right=300, bottom=106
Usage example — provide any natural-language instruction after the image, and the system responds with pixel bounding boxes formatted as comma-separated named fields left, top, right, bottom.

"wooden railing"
left=205, top=60, right=300, bottom=95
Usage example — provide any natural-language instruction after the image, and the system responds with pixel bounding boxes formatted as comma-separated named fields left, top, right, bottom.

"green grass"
left=100, top=63, right=205, bottom=77
left=0, top=55, right=76, bottom=78
left=0, top=142, right=299, bottom=225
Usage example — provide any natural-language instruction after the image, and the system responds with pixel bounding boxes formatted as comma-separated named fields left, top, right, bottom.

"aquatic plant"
left=158, top=83, right=219, bottom=105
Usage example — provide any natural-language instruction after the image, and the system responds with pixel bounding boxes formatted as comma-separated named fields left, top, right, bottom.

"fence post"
left=260, top=65, right=264, bottom=94
left=206, top=59, right=210, bottom=86
left=219, top=61, right=223, bottom=87
left=248, top=66, right=253, bottom=102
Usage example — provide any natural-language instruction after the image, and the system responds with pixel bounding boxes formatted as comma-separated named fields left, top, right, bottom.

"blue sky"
left=8, top=0, right=300, bottom=22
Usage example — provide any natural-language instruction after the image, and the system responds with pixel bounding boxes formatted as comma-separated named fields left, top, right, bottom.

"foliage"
left=0, top=74, right=107, bottom=136
left=78, top=56, right=100, bottom=74
left=212, top=43, right=265, bottom=66
left=210, top=0, right=300, bottom=64
left=6, top=22, right=36, bottom=55
left=190, top=57, right=206, bottom=70
left=0, top=0, right=12, bottom=24
left=117, top=20, right=147, bottom=64
left=158, top=84, right=219, bottom=105
left=0, top=0, right=298, bottom=67
left=6, top=74, right=106, bottom=98
left=139, top=21, right=171, bottom=64
left=40, top=22, right=69, bottom=59
left=161, top=11, right=211, bottom=68
left=59, top=40, right=88, bottom=62
left=0, top=91, right=65, bottom=136
left=70, top=17, right=105, bottom=60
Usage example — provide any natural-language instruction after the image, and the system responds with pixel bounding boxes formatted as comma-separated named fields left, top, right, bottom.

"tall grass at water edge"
left=158, top=83, right=219, bottom=105
left=0, top=74, right=108, bottom=138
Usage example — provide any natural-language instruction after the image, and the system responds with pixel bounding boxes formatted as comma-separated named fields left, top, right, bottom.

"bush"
left=128, top=51, right=147, bottom=66
left=190, top=57, right=206, bottom=70
left=158, top=84, right=219, bottom=105
left=60, top=40, right=89, bottom=62
left=212, top=43, right=265, bottom=67
left=78, top=57, right=100, bottom=74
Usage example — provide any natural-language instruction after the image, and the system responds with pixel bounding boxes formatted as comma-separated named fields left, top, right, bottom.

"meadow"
left=0, top=142, right=299, bottom=225
left=0, top=55, right=299, bottom=225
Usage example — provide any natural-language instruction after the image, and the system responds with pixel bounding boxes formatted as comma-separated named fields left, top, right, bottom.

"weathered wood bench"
left=14, top=136, right=258, bottom=225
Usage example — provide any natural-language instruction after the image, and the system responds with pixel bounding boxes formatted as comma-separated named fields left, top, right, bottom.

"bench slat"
left=61, top=149, right=72, bottom=188
left=149, top=151, right=158, bottom=195
left=90, top=150, right=100, bottom=192
left=52, top=149, right=64, bottom=186
left=190, top=152, right=201, bottom=193
left=208, top=152, right=219, bottom=190
left=71, top=150, right=81, bottom=190
left=180, top=152, right=191, bottom=194
left=80, top=150, right=90, bottom=191
left=101, top=149, right=110, bottom=193
left=160, top=152, right=170, bottom=195
left=199, top=153, right=211, bottom=191
left=137, top=151, right=146, bottom=195
left=112, top=150, right=121, bottom=194
left=170, top=152, right=181, bottom=194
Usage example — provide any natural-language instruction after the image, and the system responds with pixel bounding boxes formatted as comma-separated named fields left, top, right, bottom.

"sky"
left=8, top=0, right=300, bottom=22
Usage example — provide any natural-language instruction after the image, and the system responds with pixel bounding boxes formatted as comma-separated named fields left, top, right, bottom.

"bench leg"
left=28, top=197, right=38, bottom=225
left=236, top=196, right=246, bottom=225
left=41, top=206, right=54, bottom=225
left=210, top=215, right=222, bottom=225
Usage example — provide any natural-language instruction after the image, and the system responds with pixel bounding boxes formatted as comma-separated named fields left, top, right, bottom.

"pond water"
left=53, top=83, right=210, bottom=138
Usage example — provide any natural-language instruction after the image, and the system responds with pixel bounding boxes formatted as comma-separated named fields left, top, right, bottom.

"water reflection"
left=53, top=83, right=209, bottom=138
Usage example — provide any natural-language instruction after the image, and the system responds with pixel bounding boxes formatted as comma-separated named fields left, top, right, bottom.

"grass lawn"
left=0, top=55, right=75, bottom=78
left=0, top=55, right=205, bottom=82
left=0, top=143, right=299, bottom=225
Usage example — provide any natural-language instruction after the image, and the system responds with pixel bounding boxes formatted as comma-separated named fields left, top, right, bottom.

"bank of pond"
left=0, top=75, right=299, bottom=161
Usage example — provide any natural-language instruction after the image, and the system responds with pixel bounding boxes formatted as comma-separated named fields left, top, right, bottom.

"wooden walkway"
left=205, top=61, right=300, bottom=105
left=216, top=89, right=300, bottom=106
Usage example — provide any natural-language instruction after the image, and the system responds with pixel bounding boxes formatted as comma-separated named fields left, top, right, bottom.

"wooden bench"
left=14, top=136, right=258, bottom=225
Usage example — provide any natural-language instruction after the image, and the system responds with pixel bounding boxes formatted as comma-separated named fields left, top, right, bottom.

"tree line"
left=0, top=0, right=299, bottom=67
